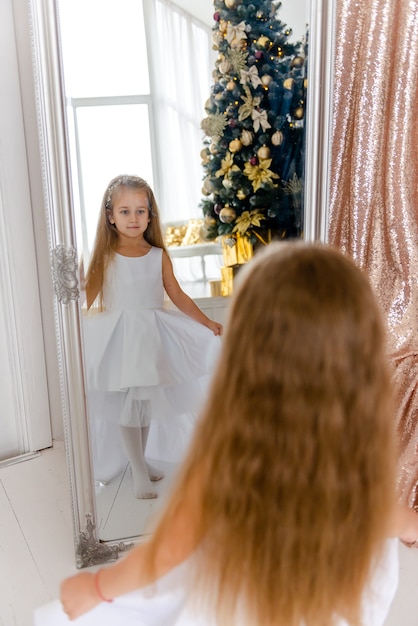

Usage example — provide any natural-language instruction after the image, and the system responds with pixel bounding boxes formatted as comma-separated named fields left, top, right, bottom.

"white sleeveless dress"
left=82, top=247, right=221, bottom=478
left=34, top=539, right=400, bottom=626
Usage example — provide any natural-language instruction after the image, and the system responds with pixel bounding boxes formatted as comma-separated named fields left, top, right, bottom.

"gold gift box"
left=221, top=234, right=253, bottom=267
left=220, top=265, right=242, bottom=296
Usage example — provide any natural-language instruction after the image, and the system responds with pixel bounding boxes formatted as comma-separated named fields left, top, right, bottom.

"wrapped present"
left=220, top=265, right=242, bottom=296
left=221, top=266, right=234, bottom=297
left=181, top=219, right=204, bottom=246
left=165, top=224, right=188, bottom=247
left=221, top=234, right=253, bottom=267
left=209, top=279, right=222, bottom=297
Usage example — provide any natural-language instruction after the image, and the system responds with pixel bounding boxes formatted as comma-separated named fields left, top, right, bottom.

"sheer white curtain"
left=144, top=0, right=214, bottom=224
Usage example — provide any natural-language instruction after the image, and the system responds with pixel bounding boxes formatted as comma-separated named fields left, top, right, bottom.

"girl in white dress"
left=41, top=242, right=418, bottom=626
left=82, top=175, right=222, bottom=499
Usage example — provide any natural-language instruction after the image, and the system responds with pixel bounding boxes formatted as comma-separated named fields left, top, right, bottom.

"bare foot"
left=146, top=461, right=165, bottom=482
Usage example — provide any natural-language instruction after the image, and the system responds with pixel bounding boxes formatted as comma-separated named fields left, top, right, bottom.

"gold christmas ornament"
left=225, top=0, right=241, bottom=8
left=226, top=80, right=236, bottom=91
left=256, top=35, right=270, bottom=48
left=237, top=189, right=247, bottom=200
left=219, top=206, right=237, bottom=223
left=240, top=129, right=254, bottom=146
left=202, top=177, right=215, bottom=195
left=209, top=142, right=218, bottom=154
left=229, top=138, right=243, bottom=153
left=261, top=74, right=272, bottom=86
left=294, top=107, right=304, bottom=120
left=222, top=178, right=234, bottom=190
left=219, top=59, right=232, bottom=74
left=272, top=130, right=284, bottom=146
left=257, top=145, right=271, bottom=159
left=204, top=215, right=217, bottom=226
left=283, top=78, right=294, bottom=90
left=291, top=56, right=305, bottom=68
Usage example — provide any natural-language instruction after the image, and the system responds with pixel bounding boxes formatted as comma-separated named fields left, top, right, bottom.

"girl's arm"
left=162, top=250, right=223, bottom=336
left=60, top=475, right=203, bottom=620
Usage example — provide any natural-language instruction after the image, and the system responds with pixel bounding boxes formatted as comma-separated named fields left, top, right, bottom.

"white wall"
left=172, top=0, right=310, bottom=41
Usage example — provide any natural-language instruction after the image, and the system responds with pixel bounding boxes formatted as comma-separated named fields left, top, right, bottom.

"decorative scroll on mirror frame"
left=29, top=0, right=336, bottom=568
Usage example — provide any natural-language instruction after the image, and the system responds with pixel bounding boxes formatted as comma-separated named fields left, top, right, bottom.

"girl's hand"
left=207, top=320, right=223, bottom=336
left=60, top=572, right=101, bottom=620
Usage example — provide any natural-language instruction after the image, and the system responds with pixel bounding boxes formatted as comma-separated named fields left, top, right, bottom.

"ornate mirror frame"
left=29, top=0, right=335, bottom=567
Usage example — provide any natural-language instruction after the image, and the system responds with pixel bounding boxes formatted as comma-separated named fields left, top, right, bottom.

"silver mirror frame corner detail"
left=29, top=0, right=335, bottom=567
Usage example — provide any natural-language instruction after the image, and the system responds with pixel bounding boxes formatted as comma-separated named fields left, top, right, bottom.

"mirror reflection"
left=56, top=0, right=311, bottom=542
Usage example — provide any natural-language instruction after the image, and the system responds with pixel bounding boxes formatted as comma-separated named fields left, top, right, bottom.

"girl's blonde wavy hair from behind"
left=145, top=241, right=397, bottom=626
left=84, top=175, right=166, bottom=310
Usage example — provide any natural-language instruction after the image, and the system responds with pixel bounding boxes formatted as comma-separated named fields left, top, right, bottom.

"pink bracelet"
left=94, top=569, right=113, bottom=603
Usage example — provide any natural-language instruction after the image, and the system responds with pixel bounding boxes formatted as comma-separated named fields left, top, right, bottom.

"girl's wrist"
left=94, top=569, right=114, bottom=603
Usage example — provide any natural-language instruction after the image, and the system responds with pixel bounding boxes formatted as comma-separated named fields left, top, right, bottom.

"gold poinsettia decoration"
left=201, top=113, right=228, bottom=140
left=283, top=173, right=303, bottom=208
left=238, top=85, right=261, bottom=121
left=228, top=49, right=248, bottom=74
left=243, top=158, right=280, bottom=191
left=215, top=151, right=241, bottom=178
left=232, top=209, right=266, bottom=235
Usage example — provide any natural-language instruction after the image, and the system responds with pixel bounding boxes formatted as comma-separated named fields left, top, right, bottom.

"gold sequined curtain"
left=328, top=0, right=418, bottom=506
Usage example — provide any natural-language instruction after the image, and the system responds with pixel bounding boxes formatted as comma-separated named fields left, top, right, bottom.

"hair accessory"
left=94, top=569, right=113, bottom=603
left=105, top=175, right=144, bottom=209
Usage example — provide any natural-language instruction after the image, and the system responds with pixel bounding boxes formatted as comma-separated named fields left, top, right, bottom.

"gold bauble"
left=257, top=145, right=270, bottom=159
left=257, top=35, right=270, bottom=48
left=222, top=178, right=233, bottom=190
left=231, top=38, right=247, bottom=50
left=202, top=177, right=215, bottom=194
left=294, top=107, right=304, bottom=120
left=219, top=206, right=236, bottom=223
left=237, top=189, right=247, bottom=200
left=219, top=20, right=228, bottom=34
left=200, top=148, right=211, bottom=165
left=271, top=130, right=284, bottom=146
left=226, top=80, right=236, bottom=91
left=225, top=0, right=241, bottom=7
left=209, top=142, right=218, bottom=154
left=204, top=215, right=217, bottom=226
left=240, top=129, right=253, bottom=146
left=283, top=78, right=294, bottom=90
left=304, top=78, right=308, bottom=89
left=219, top=59, right=232, bottom=74
left=261, top=74, right=272, bottom=86
left=229, top=138, right=243, bottom=153
left=291, top=56, right=305, bottom=68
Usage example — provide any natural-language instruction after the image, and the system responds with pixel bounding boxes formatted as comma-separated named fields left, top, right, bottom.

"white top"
left=34, top=538, right=399, bottom=626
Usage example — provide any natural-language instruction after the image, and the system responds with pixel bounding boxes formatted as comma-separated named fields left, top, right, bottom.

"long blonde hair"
left=147, top=241, right=397, bottom=625
left=84, top=175, right=166, bottom=309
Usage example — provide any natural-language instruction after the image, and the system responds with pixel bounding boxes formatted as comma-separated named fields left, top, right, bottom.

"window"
left=58, top=0, right=214, bottom=258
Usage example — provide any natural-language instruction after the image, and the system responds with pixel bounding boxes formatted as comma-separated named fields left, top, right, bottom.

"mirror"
left=29, top=0, right=334, bottom=567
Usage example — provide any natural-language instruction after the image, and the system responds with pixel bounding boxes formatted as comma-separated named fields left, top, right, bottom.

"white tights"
left=119, top=425, right=164, bottom=499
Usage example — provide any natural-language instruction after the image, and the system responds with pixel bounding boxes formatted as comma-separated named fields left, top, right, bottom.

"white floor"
left=1, top=442, right=418, bottom=626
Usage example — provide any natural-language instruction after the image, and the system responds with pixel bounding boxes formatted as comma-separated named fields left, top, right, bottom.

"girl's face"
left=109, top=188, right=150, bottom=238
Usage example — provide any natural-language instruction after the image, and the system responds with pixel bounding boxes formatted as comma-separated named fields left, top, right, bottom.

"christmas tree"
left=200, top=0, right=307, bottom=247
